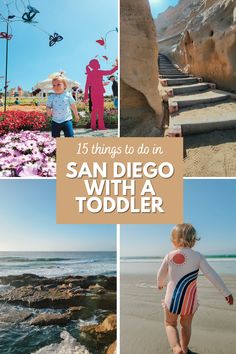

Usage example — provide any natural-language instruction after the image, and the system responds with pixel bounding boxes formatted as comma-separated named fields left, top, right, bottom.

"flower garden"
left=0, top=99, right=118, bottom=177
left=0, top=131, right=56, bottom=177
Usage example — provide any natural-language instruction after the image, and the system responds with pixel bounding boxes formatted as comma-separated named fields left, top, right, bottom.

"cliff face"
left=156, top=0, right=202, bottom=39
left=156, top=0, right=236, bottom=92
left=121, top=0, right=163, bottom=136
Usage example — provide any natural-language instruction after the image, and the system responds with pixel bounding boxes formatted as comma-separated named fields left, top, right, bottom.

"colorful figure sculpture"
left=84, top=59, right=118, bottom=130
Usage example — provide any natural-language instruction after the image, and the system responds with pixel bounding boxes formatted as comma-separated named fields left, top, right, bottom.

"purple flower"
left=0, top=131, right=56, bottom=177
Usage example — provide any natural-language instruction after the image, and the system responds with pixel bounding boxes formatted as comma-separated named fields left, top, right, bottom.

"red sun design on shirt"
left=172, top=253, right=186, bottom=265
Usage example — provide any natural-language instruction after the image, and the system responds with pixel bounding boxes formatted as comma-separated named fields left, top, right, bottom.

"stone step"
left=169, top=101, right=236, bottom=135
left=159, top=64, right=173, bottom=67
left=159, top=64, right=177, bottom=69
left=159, top=62, right=172, bottom=65
left=159, top=69, right=189, bottom=75
left=159, top=69, right=183, bottom=73
left=160, top=70, right=180, bottom=74
left=167, top=83, right=211, bottom=95
left=159, top=65, right=178, bottom=69
left=159, top=64, right=179, bottom=67
left=160, top=69, right=185, bottom=73
left=158, top=58, right=170, bottom=62
left=159, top=74, right=191, bottom=79
left=169, top=90, right=230, bottom=111
left=161, top=77, right=200, bottom=86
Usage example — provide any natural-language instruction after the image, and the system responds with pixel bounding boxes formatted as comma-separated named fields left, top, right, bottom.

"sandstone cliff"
left=156, top=0, right=236, bottom=92
left=121, top=0, right=163, bottom=136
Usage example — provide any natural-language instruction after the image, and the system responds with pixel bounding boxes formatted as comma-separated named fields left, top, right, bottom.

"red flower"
left=0, top=110, right=47, bottom=136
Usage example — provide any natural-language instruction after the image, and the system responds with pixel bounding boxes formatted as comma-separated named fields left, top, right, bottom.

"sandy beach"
left=121, top=262, right=236, bottom=354
left=184, top=129, right=236, bottom=177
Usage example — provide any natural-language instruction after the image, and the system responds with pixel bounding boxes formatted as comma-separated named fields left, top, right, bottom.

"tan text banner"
left=56, top=138, right=183, bottom=224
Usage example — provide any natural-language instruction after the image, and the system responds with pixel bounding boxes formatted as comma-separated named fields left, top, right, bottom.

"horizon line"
left=0, top=250, right=116, bottom=253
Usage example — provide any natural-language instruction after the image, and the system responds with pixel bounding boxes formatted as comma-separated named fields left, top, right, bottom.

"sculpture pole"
left=4, top=15, right=15, bottom=112
left=4, top=20, right=9, bottom=112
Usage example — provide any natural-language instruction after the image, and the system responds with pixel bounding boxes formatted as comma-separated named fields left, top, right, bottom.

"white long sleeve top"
left=157, top=248, right=231, bottom=315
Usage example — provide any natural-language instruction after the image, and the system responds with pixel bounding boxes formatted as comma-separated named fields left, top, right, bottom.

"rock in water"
left=0, top=310, right=32, bottom=324
left=0, top=274, right=48, bottom=287
left=156, top=0, right=236, bottom=92
left=81, top=314, right=116, bottom=346
left=30, top=313, right=70, bottom=326
left=81, top=314, right=116, bottom=334
left=0, top=275, right=116, bottom=310
left=121, top=0, right=163, bottom=136
left=106, top=341, right=117, bottom=354
left=95, top=314, right=117, bottom=333
left=32, top=331, right=91, bottom=354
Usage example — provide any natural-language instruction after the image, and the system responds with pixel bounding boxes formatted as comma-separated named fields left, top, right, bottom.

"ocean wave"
left=102, top=270, right=116, bottom=276
left=32, top=331, right=91, bottom=354
left=121, top=256, right=236, bottom=263
left=0, top=284, right=13, bottom=293
left=207, top=258, right=236, bottom=262
left=0, top=257, right=72, bottom=263
left=0, top=257, right=108, bottom=265
left=121, top=258, right=161, bottom=263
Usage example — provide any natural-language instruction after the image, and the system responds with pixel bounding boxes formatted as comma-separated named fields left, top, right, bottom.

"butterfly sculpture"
left=96, top=37, right=105, bottom=46
left=49, top=33, right=63, bottom=47
left=22, top=11, right=37, bottom=23
left=27, top=5, right=40, bottom=14
left=96, top=28, right=118, bottom=48
left=0, top=32, right=13, bottom=40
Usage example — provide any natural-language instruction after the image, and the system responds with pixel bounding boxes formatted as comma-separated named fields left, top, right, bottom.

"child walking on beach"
left=46, top=75, right=80, bottom=138
left=157, top=224, right=233, bottom=354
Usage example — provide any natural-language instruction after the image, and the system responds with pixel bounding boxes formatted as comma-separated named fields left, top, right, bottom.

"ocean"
left=0, top=251, right=116, bottom=278
left=0, top=251, right=116, bottom=354
left=121, top=255, right=236, bottom=275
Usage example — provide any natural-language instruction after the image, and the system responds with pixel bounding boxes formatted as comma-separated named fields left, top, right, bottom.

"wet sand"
left=121, top=263, right=236, bottom=354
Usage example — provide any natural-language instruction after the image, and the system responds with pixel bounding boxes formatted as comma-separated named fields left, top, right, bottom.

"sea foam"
left=32, top=331, right=91, bottom=354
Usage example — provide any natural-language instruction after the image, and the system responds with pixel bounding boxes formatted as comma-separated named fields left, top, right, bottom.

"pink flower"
left=18, top=165, right=40, bottom=177
left=0, top=131, right=56, bottom=177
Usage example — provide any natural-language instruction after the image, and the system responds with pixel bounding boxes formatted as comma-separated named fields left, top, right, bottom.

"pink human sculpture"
left=84, top=59, right=118, bottom=130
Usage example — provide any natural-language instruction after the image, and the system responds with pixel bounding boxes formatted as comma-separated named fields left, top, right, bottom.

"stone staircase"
left=158, top=53, right=236, bottom=135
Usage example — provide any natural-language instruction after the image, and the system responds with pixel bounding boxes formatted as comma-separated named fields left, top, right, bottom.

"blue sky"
left=148, top=0, right=179, bottom=18
left=0, top=180, right=116, bottom=251
left=121, top=180, right=236, bottom=257
left=0, top=0, right=118, bottom=92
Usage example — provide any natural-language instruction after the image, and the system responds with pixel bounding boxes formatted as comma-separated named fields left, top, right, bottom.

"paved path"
left=74, top=128, right=118, bottom=137
left=41, top=128, right=118, bottom=138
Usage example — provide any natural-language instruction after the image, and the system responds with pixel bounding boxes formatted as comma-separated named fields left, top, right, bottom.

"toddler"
left=46, top=75, right=80, bottom=138
left=157, top=223, right=233, bottom=354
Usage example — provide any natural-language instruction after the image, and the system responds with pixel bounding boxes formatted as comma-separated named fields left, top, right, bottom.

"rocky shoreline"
left=0, top=273, right=117, bottom=354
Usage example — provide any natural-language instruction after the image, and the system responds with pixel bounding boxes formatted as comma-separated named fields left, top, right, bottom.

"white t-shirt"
left=46, top=92, right=75, bottom=123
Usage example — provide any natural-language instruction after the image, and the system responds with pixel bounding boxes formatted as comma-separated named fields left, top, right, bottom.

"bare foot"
left=173, top=345, right=183, bottom=354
